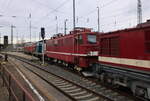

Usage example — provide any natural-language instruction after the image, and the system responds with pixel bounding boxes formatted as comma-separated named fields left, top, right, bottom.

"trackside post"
left=41, top=27, right=45, bottom=65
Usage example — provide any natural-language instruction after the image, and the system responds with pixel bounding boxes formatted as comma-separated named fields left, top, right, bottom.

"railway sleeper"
left=65, top=88, right=81, bottom=93
left=57, top=84, right=73, bottom=88
left=61, top=86, right=77, bottom=90
left=74, top=93, right=93, bottom=100
left=70, top=91, right=87, bottom=96
left=79, top=96, right=100, bottom=101
left=54, top=82, right=69, bottom=86
left=54, top=79, right=65, bottom=83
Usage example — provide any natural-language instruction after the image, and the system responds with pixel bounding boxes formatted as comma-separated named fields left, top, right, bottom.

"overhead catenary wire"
left=4, top=0, right=11, bottom=13
left=101, top=0, right=120, bottom=8
left=0, top=0, right=148, bottom=42
left=78, top=0, right=121, bottom=19
left=35, top=0, right=136, bottom=31
left=32, top=0, right=70, bottom=15
left=0, top=0, right=11, bottom=13
left=33, top=0, right=71, bottom=25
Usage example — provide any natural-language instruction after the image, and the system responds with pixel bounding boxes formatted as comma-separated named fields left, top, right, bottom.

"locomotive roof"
left=48, top=27, right=96, bottom=40
left=100, top=20, right=150, bottom=36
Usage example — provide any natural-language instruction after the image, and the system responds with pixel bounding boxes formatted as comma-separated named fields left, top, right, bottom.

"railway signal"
left=41, top=27, right=45, bottom=65
left=4, top=36, right=8, bottom=48
left=41, top=27, right=45, bottom=39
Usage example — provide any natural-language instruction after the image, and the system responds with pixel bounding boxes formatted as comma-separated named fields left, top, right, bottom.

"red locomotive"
left=45, top=27, right=99, bottom=71
left=94, top=20, right=150, bottom=99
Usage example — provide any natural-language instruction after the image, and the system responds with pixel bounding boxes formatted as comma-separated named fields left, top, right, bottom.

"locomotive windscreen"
left=87, top=35, right=96, bottom=44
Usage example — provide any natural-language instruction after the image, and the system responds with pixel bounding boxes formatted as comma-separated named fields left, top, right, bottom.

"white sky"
left=0, top=0, right=149, bottom=44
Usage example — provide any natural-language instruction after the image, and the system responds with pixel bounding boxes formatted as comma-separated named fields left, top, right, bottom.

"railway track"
left=7, top=54, right=140, bottom=101
left=9, top=56, right=112, bottom=101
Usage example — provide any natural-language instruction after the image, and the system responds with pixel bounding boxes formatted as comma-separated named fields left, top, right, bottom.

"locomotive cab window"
left=87, top=35, right=96, bottom=44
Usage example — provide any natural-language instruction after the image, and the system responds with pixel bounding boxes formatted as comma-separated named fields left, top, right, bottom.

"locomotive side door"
left=74, top=34, right=83, bottom=52
left=74, top=34, right=83, bottom=64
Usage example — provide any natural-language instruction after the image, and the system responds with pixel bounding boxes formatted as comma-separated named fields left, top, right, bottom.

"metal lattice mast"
left=137, top=0, right=142, bottom=24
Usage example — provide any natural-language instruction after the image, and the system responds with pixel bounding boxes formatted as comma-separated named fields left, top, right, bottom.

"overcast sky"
left=0, top=0, right=149, bottom=44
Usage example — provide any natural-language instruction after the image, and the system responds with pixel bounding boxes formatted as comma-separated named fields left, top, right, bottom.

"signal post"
left=41, top=27, right=45, bottom=65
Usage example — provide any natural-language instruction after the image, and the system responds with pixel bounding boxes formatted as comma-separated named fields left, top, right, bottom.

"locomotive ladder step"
left=70, top=91, right=87, bottom=96
left=74, top=93, right=93, bottom=99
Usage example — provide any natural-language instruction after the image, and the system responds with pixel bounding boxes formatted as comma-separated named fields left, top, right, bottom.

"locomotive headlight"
left=87, top=51, right=98, bottom=56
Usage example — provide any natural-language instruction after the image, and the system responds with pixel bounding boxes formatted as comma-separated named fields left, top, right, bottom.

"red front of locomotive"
left=46, top=28, right=99, bottom=70
left=24, top=43, right=36, bottom=54
left=73, top=30, right=99, bottom=69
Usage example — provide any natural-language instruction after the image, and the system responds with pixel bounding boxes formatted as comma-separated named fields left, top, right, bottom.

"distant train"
left=24, top=40, right=46, bottom=58
left=24, top=21, right=150, bottom=99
